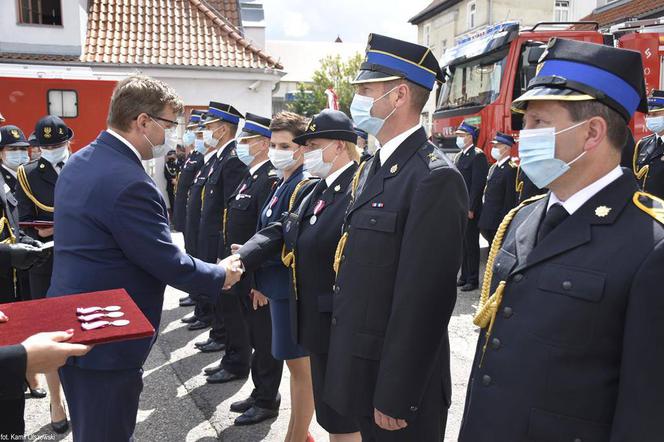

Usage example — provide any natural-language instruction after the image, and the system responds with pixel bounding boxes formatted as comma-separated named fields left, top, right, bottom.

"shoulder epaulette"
left=474, top=147, right=484, bottom=155
left=508, top=160, right=517, bottom=168
left=268, top=168, right=278, bottom=177
left=633, top=191, right=664, bottom=225
left=419, top=144, right=452, bottom=170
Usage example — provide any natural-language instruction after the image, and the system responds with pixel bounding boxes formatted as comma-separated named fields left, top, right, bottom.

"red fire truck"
left=0, top=64, right=117, bottom=152
left=433, top=19, right=664, bottom=154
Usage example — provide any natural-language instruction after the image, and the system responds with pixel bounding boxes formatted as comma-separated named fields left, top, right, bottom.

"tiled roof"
left=574, top=0, right=664, bottom=29
left=201, top=0, right=241, bottom=28
left=0, top=0, right=281, bottom=70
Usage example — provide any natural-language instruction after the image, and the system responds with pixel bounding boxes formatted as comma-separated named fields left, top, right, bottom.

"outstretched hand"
left=220, top=254, right=244, bottom=290
left=21, top=330, right=92, bottom=375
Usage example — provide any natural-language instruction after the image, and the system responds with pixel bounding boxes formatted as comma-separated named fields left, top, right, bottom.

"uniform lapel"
left=349, top=129, right=425, bottom=215
left=512, top=172, right=636, bottom=274
left=39, top=158, right=58, bottom=186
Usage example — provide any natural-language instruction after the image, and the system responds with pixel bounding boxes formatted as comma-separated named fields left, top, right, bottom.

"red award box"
left=0, top=289, right=155, bottom=346
left=19, top=221, right=54, bottom=229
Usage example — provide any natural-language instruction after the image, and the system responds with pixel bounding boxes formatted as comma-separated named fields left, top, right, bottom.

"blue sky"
left=263, top=0, right=432, bottom=44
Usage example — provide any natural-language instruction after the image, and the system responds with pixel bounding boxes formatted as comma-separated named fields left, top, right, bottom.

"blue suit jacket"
left=47, top=131, right=226, bottom=370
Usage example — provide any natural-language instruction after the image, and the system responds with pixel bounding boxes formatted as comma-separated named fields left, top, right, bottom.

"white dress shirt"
left=250, top=160, right=269, bottom=175
left=378, top=124, right=421, bottom=165
left=325, top=161, right=354, bottom=187
left=548, top=166, right=623, bottom=215
left=106, top=129, right=143, bottom=161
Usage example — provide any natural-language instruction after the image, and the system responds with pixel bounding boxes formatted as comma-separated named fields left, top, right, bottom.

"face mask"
left=236, top=142, right=261, bottom=166
left=518, top=120, right=588, bottom=189
left=183, top=131, right=195, bottom=145
left=40, top=145, right=69, bottom=165
left=490, top=147, right=503, bottom=162
left=350, top=87, right=398, bottom=136
left=3, top=151, right=29, bottom=169
left=144, top=118, right=177, bottom=159
left=303, top=142, right=336, bottom=178
left=194, top=139, right=207, bottom=154
left=202, top=127, right=222, bottom=147
left=456, top=136, right=467, bottom=149
left=268, top=147, right=299, bottom=171
left=646, top=115, right=664, bottom=134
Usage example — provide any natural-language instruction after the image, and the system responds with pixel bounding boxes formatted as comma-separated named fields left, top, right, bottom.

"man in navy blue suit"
left=47, top=75, right=244, bottom=441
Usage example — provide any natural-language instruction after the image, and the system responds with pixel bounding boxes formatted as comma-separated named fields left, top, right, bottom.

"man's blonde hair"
left=107, top=75, right=183, bottom=131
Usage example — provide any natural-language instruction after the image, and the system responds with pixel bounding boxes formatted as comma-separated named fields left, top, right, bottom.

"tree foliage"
left=287, top=53, right=363, bottom=117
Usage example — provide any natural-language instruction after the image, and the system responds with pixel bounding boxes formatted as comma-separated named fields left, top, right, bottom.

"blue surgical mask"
left=236, top=142, right=259, bottom=166
left=194, top=139, right=206, bottom=154
left=490, top=147, right=503, bottom=162
left=3, top=150, right=29, bottom=169
left=518, top=120, right=588, bottom=189
left=350, top=87, right=398, bottom=136
left=183, top=131, right=195, bottom=145
left=646, top=115, right=664, bottom=134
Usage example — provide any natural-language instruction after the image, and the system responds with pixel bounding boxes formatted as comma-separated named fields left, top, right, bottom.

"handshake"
left=219, top=253, right=244, bottom=290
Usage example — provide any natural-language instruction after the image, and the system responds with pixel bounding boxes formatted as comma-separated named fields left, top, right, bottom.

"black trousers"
left=460, top=216, right=480, bottom=285
left=356, top=372, right=447, bottom=442
left=243, top=299, right=283, bottom=409
left=219, top=291, right=251, bottom=376
left=0, top=398, right=25, bottom=438
left=28, top=267, right=51, bottom=300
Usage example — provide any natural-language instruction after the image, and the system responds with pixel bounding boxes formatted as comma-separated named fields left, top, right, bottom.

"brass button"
left=562, top=281, right=573, bottom=290
left=490, top=338, right=501, bottom=349
left=481, top=375, right=492, bottom=386
left=503, top=307, right=513, bottom=318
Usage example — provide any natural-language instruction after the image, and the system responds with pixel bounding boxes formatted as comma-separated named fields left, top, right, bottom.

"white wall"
left=0, top=0, right=87, bottom=55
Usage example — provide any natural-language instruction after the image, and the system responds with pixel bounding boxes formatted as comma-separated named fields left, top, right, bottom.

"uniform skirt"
left=269, top=297, right=307, bottom=360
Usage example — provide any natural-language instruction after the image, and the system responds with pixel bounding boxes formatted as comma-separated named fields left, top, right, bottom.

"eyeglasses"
left=148, top=114, right=179, bottom=127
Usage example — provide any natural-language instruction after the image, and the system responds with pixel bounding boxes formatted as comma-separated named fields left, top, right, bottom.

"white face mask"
left=268, top=147, right=299, bottom=171
left=490, top=147, right=503, bottom=162
left=456, top=136, right=468, bottom=149
left=303, top=141, right=337, bottom=178
left=144, top=117, right=177, bottom=159
left=3, top=150, right=29, bottom=170
left=40, top=145, right=69, bottom=165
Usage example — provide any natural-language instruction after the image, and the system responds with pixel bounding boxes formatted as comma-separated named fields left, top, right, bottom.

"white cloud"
left=282, top=11, right=311, bottom=38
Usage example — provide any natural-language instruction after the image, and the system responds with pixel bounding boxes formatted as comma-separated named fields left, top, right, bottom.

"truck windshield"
left=438, top=49, right=508, bottom=111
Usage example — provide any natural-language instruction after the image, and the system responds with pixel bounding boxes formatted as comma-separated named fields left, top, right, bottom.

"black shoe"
left=181, top=314, right=198, bottom=324
left=50, top=404, right=69, bottom=434
left=203, top=363, right=223, bottom=376
left=460, top=283, right=478, bottom=292
left=195, top=338, right=213, bottom=349
left=179, top=296, right=195, bottom=307
left=234, top=405, right=279, bottom=426
left=199, top=340, right=225, bottom=353
left=456, top=279, right=467, bottom=287
left=25, top=382, right=47, bottom=399
left=187, top=320, right=210, bottom=331
left=230, top=396, right=256, bottom=413
left=206, top=369, right=247, bottom=384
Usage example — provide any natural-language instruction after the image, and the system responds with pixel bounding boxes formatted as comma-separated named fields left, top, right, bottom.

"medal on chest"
left=266, top=195, right=278, bottom=218
left=310, top=199, right=327, bottom=225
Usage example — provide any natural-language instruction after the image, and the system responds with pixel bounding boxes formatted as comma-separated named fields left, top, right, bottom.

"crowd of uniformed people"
left=1, top=31, right=664, bottom=442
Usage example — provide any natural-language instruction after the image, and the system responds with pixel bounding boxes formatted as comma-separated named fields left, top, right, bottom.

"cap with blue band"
left=491, top=131, right=515, bottom=146
left=512, top=38, right=647, bottom=122
left=647, top=90, right=664, bottom=113
left=353, top=33, right=444, bottom=92
left=202, top=101, right=244, bottom=126
left=455, top=122, right=479, bottom=138
left=240, top=113, right=272, bottom=139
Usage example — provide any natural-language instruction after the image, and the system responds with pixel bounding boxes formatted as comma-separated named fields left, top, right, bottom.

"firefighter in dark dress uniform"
left=324, top=34, right=468, bottom=441
left=193, top=102, right=247, bottom=352
left=204, top=113, right=278, bottom=385
left=459, top=38, right=664, bottom=442
left=632, top=89, right=664, bottom=198
left=236, top=110, right=361, bottom=438
left=163, top=149, right=179, bottom=216
left=478, top=131, right=518, bottom=245
left=454, top=122, right=488, bottom=291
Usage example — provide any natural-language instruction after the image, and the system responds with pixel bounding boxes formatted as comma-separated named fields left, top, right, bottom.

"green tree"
left=287, top=53, right=363, bottom=117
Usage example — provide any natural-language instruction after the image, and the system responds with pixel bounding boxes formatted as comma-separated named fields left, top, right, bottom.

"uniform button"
left=502, top=307, right=513, bottom=318
left=513, top=274, right=523, bottom=282
left=490, top=338, right=501, bottom=349
left=562, top=281, right=573, bottom=290
left=410, top=405, right=418, bottom=412
left=369, top=218, right=377, bottom=225
left=481, top=375, right=492, bottom=386
left=495, top=262, right=501, bottom=268
left=341, top=255, right=346, bottom=262
left=333, top=285, right=340, bottom=294
left=573, top=439, right=582, bottom=442
left=331, top=317, right=337, bottom=326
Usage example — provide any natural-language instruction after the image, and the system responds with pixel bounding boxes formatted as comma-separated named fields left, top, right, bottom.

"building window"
left=468, top=1, right=476, bottom=29
left=554, top=0, right=570, bottom=22
left=48, top=90, right=78, bottom=118
left=18, top=0, right=62, bottom=26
